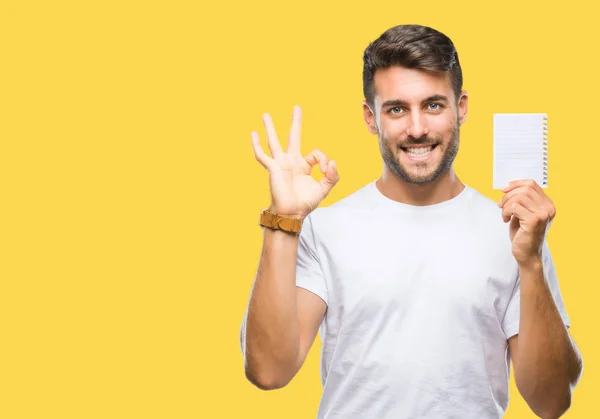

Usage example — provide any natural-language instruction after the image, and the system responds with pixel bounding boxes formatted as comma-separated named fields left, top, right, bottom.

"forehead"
left=373, top=66, right=453, bottom=104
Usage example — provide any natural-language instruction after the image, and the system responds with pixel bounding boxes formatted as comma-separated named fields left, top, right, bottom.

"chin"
left=389, top=159, right=445, bottom=185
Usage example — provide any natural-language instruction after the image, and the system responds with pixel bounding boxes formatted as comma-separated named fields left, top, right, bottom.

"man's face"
left=363, top=67, right=468, bottom=184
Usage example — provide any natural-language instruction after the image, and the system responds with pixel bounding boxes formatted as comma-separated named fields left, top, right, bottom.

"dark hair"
left=362, top=24, right=463, bottom=109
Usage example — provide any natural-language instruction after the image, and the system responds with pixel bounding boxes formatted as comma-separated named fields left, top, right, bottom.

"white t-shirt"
left=296, top=180, right=570, bottom=419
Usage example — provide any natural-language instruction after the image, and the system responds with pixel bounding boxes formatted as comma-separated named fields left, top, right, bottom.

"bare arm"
left=508, top=261, right=583, bottom=419
left=500, top=180, right=583, bottom=418
left=242, top=228, right=327, bottom=390
left=241, top=106, right=338, bottom=390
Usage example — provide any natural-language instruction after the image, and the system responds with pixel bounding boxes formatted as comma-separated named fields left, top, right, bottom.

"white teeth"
left=405, top=146, right=433, bottom=156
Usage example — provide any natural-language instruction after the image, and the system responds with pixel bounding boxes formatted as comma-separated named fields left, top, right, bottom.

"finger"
left=502, top=198, right=535, bottom=223
left=498, top=185, right=535, bottom=208
left=251, top=131, right=272, bottom=170
left=320, top=160, right=340, bottom=193
left=499, top=186, right=555, bottom=223
left=262, top=113, right=284, bottom=158
left=506, top=193, right=537, bottom=214
left=523, top=186, right=555, bottom=220
left=502, top=179, right=542, bottom=193
left=304, top=148, right=329, bottom=173
left=287, top=105, right=302, bottom=155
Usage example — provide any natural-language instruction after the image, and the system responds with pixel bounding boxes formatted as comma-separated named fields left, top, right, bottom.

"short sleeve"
left=296, top=213, right=329, bottom=305
left=502, top=239, right=571, bottom=339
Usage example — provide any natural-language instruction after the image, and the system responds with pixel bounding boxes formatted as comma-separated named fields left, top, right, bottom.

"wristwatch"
left=259, top=208, right=303, bottom=235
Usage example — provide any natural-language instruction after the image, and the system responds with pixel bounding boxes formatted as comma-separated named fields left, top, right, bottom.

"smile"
left=400, top=145, right=438, bottom=161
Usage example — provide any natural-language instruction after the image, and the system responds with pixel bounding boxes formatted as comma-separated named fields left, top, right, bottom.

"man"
left=241, top=24, right=583, bottom=418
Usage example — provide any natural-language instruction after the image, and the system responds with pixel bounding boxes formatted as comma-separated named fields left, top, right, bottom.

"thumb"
left=320, top=160, right=339, bottom=192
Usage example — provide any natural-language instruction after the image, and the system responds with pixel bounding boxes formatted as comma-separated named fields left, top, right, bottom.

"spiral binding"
left=542, top=115, right=548, bottom=186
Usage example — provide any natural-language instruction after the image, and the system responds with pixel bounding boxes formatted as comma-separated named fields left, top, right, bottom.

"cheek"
left=381, top=118, right=407, bottom=138
left=430, top=116, right=457, bottom=139
left=430, top=115, right=455, bottom=129
left=380, top=127, right=392, bottom=144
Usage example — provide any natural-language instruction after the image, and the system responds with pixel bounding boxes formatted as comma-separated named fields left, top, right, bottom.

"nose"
left=406, top=111, right=429, bottom=138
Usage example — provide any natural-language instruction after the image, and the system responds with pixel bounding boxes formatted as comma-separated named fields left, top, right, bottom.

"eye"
left=427, top=103, right=444, bottom=111
left=388, top=107, right=403, bottom=114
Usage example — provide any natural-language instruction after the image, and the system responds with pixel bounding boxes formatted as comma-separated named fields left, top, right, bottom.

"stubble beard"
left=379, top=120, right=460, bottom=185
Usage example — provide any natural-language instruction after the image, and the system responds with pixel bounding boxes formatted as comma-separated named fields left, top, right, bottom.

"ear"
left=362, top=101, right=378, bottom=135
left=457, top=90, right=468, bottom=126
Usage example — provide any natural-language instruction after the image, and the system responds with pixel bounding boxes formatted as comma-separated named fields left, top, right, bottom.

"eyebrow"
left=381, top=95, right=450, bottom=109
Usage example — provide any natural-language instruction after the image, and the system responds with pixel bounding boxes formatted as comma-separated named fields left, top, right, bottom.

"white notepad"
left=493, top=113, right=548, bottom=189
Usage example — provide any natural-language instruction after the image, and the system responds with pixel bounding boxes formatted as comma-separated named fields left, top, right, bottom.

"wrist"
left=518, top=256, right=543, bottom=275
left=268, top=206, right=308, bottom=220
left=262, top=225, right=301, bottom=239
left=259, top=208, right=305, bottom=235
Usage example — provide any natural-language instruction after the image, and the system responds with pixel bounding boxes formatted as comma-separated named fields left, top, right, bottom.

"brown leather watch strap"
left=259, top=208, right=303, bottom=234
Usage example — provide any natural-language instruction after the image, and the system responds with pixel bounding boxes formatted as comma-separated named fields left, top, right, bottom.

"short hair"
left=362, top=24, right=463, bottom=109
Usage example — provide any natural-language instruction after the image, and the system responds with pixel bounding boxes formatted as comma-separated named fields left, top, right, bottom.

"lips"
left=400, top=144, right=438, bottom=151
left=400, top=144, right=438, bottom=161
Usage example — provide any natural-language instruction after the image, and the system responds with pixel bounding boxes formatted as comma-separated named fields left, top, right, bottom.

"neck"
left=376, top=167, right=464, bottom=206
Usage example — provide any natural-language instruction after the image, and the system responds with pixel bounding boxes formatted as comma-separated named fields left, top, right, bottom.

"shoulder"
left=300, top=181, right=378, bottom=242
left=307, top=181, right=377, bottom=223
left=465, top=186, right=501, bottom=215
left=464, top=185, right=511, bottom=236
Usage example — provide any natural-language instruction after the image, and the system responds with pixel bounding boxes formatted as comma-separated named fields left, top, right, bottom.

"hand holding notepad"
left=493, top=114, right=548, bottom=189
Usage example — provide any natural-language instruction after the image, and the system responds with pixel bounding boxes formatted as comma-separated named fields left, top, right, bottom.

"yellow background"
left=0, top=0, right=597, bottom=417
